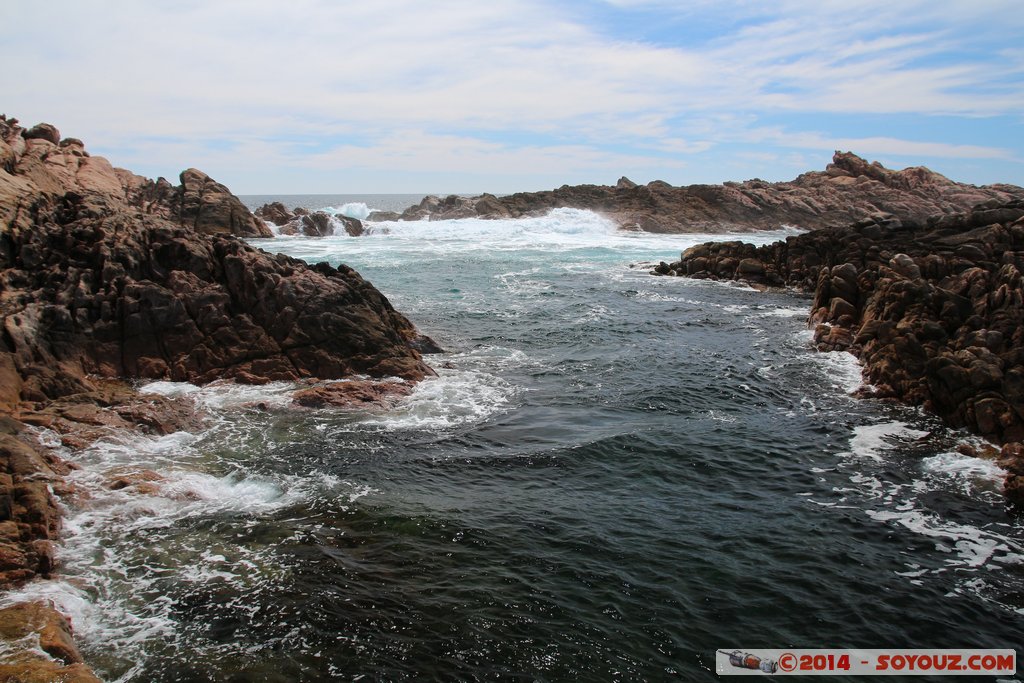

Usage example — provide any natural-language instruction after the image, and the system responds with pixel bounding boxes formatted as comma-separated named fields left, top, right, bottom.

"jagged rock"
left=254, top=201, right=293, bottom=226
left=21, top=124, right=60, bottom=145
left=337, top=214, right=363, bottom=236
left=174, top=168, right=272, bottom=238
left=0, top=601, right=102, bottom=681
left=301, top=211, right=334, bottom=237
left=384, top=151, right=1023, bottom=233
left=0, top=661, right=102, bottom=683
left=0, top=115, right=437, bottom=396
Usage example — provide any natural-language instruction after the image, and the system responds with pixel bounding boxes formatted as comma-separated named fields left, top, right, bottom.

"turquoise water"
left=14, top=207, right=1023, bottom=681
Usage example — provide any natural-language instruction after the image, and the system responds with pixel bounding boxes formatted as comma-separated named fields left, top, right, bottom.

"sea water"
left=6, top=200, right=1022, bottom=681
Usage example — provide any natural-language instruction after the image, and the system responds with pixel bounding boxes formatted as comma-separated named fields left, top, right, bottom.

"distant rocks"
left=254, top=203, right=364, bottom=237
left=254, top=200, right=293, bottom=225
left=382, top=152, right=1024, bottom=233
left=669, top=200, right=1024, bottom=505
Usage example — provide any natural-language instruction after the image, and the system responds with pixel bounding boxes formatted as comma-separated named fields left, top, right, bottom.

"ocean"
left=9, top=198, right=1023, bottom=681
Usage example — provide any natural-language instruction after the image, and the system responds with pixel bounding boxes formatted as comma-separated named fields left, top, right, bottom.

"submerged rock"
left=292, top=379, right=413, bottom=409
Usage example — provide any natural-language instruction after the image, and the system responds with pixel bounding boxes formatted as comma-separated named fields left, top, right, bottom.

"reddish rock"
left=0, top=602, right=82, bottom=664
left=21, top=123, right=60, bottom=145
left=293, top=379, right=412, bottom=409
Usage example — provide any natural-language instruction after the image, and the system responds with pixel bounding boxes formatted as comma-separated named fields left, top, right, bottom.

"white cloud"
left=768, top=132, right=1013, bottom=160
left=2, top=0, right=1021, bottom=189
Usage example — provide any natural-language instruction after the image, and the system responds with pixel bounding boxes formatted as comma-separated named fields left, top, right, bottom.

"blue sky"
left=3, top=0, right=1023, bottom=193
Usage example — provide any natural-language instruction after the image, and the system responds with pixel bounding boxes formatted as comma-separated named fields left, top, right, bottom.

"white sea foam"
left=867, top=507, right=1024, bottom=569
left=760, top=305, right=809, bottom=318
left=840, top=421, right=929, bottom=461
left=922, top=451, right=1005, bottom=482
left=336, top=202, right=373, bottom=220
left=827, top=418, right=1022, bottom=610
left=364, top=207, right=618, bottom=247
left=138, top=380, right=202, bottom=398
left=22, top=422, right=340, bottom=673
left=140, top=379, right=298, bottom=411
left=813, top=350, right=865, bottom=395
left=360, top=367, right=515, bottom=431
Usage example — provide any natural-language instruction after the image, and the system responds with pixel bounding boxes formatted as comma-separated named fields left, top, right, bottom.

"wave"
left=362, top=207, right=618, bottom=243
left=822, top=419, right=1021, bottom=612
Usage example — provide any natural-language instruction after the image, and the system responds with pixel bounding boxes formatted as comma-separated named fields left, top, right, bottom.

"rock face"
left=382, top=152, right=1024, bottom=232
left=0, top=115, right=436, bottom=400
left=669, top=200, right=1024, bottom=504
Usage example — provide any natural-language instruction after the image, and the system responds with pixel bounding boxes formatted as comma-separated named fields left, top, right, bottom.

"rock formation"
left=665, top=200, right=1024, bottom=505
left=254, top=203, right=364, bottom=237
left=1, top=115, right=436, bottom=399
left=0, top=114, right=440, bottom=679
left=380, top=152, right=1024, bottom=232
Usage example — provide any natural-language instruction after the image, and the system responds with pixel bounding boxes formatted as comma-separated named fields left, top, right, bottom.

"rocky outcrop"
left=254, top=203, right=364, bottom=237
left=668, top=200, right=1024, bottom=505
left=382, top=152, right=1024, bottom=232
left=0, top=118, right=272, bottom=239
left=1, top=115, right=436, bottom=399
left=0, top=114, right=441, bottom=678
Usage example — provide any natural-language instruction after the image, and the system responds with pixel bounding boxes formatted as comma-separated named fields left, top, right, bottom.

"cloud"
left=750, top=130, right=1014, bottom=160
left=2, top=0, right=1021, bottom=190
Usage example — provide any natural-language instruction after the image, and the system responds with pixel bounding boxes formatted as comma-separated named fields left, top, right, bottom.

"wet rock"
left=292, top=379, right=413, bottom=409
left=254, top=201, right=293, bottom=226
left=300, top=211, right=334, bottom=236
left=336, top=214, right=364, bottom=237
left=0, top=602, right=82, bottom=664
left=106, top=468, right=164, bottom=495
left=0, top=660, right=102, bottom=683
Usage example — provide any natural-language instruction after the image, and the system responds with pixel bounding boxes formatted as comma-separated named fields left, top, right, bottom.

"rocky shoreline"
left=0, top=116, right=439, bottom=680
left=370, top=152, right=1024, bottom=233
left=658, top=200, right=1024, bottom=505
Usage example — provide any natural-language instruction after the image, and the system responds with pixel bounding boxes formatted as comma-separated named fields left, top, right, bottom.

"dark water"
left=16, top=207, right=1022, bottom=681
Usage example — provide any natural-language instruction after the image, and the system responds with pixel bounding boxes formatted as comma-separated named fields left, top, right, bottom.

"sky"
left=3, top=0, right=1023, bottom=194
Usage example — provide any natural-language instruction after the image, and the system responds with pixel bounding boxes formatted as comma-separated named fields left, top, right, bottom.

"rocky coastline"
left=0, top=115, right=438, bottom=680
left=372, top=152, right=1024, bottom=233
left=658, top=200, right=1024, bottom=505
